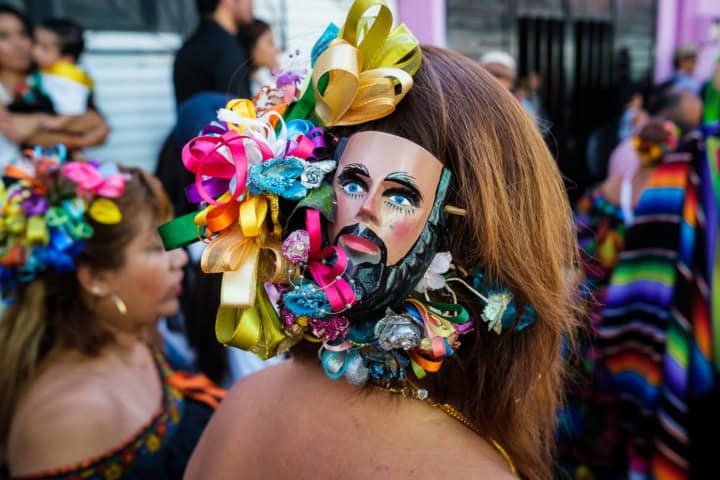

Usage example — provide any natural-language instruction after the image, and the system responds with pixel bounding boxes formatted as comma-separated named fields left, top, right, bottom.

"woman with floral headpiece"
left=0, top=149, right=224, bottom=478
left=155, top=1, right=579, bottom=478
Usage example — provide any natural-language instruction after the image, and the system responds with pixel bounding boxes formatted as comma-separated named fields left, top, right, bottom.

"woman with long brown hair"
left=0, top=149, right=222, bottom=478
left=173, top=30, right=578, bottom=478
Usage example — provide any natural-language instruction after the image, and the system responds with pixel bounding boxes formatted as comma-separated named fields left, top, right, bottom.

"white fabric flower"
left=300, top=160, right=336, bottom=189
left=414, top=251, right=452, bottom=293
left=482, top=292, right=512, bottom=334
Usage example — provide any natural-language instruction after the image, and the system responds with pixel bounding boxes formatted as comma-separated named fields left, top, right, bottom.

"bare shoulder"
left=7, top=368, right=123, bottom=476
left=184, top=359, right=302, bottom=479
left=186, top=358, right=519, bottom=479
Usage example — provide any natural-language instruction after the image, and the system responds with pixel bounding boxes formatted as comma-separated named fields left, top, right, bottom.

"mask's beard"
left=333, top=169, right=453, bottom=323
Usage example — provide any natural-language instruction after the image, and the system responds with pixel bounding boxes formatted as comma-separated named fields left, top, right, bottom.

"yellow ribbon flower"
left=311, top=0, right=421, bottom=126
left=198, top=195, right=287, bottom=357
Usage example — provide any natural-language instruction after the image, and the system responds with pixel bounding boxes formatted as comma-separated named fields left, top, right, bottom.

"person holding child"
left=0, top=5, right=108, bottom=169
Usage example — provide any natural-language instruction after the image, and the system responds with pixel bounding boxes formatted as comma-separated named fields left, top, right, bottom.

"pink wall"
left=655, top=0, right=720, bottom=84
left=396, top=0, right=446, bottom=47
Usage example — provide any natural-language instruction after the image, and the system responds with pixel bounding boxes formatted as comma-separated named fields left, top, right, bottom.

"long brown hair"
left=346, top=46, right=579, bottom=479
left=0, top=168, right=172, bottom=460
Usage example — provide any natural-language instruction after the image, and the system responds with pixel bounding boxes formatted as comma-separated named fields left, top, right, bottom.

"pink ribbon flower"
left=62, top=161, right=125, bottom=198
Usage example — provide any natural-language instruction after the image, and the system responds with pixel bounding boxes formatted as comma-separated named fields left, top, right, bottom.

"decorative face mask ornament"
left=328, top=131, right=452, bottom=321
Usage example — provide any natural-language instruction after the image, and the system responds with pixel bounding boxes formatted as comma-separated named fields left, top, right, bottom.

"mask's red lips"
left=339, top=234, right=380, bottom=255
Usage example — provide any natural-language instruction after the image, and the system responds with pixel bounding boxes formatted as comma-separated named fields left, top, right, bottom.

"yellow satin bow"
left=199, top=195, right=288, bottom=357
left=312, top=0, right=421, bottom=126
left=215, top=281, right=286, bottom=359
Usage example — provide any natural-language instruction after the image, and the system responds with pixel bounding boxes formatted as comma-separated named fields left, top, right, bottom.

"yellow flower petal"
left=89, top=198, right=122, bottom=225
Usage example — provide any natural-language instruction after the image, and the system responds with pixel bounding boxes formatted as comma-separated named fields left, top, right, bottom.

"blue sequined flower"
left=248, top=157, right=307, bottom=200
left=283, top=283, right=333, bottom=318
left=363, top=350, right=408, bottom=383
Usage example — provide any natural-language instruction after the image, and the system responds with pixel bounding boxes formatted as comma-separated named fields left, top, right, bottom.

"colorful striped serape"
left=559, top=147, right=714, bottom=480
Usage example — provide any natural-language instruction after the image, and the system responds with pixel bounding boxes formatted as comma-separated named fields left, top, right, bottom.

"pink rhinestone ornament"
left=282, top=229, right=310, bottom=263
left=308, top=316, right=350, bottom=342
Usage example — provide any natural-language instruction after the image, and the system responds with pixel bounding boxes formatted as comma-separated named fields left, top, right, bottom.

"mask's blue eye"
left=341, top=181, right=365, bottom=196
left=388, top=194, right=412, bottom=207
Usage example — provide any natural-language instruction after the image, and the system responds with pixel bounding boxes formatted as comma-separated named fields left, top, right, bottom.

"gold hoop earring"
left=111, top=294, right=127, bottom=315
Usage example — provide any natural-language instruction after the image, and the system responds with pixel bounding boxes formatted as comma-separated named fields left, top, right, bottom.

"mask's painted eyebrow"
left=384, top=172, right=423, bottom=201
left=339, top=163, right=370, bottom=177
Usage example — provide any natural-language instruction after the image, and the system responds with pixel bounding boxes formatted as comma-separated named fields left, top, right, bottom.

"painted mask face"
left=328, top=131, right=451, bottom=321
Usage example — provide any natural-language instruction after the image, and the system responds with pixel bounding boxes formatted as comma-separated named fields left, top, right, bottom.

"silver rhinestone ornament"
left=374, top=309, right=423, bottom=351
left=344, top=354, right=370, bottom=385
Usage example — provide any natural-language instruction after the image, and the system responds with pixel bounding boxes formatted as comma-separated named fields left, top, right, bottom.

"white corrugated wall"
left=82, top=32, right=180, bottom=172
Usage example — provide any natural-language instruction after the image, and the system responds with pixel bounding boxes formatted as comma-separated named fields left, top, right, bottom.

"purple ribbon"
left=185, top=177, right=231, bottom=204
left=201, top=122, right=228, bottom=136
left=21, top=194, right=50, bottom=216
left=276, top=72, right=302, bottom=88
left=457, top=318, right=475, bottom=335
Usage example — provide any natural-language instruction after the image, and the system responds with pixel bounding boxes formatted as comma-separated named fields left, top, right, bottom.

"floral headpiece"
left=0, top=146, right=126, bottom=301
left=632, top=120, right=680, bottom=166
left=158, top=0, right=536, bottom=388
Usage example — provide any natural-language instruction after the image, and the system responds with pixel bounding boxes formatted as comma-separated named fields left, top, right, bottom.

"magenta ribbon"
left=62, top=161, right=125, bottom=198
left=286, top=134, right=316, bottom=159
left=181, top=130, right=272, bottom=206
left=285, top=123, right=327, bottom=160
left=305, top=209, right=357, bottom=312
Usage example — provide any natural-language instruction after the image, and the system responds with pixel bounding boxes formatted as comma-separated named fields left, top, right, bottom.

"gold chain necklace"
left=373, top=381, right=517, bottom=476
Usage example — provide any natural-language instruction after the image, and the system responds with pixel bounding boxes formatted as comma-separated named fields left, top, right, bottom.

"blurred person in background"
left=236, top=18, right=279, bottom=95
left=0, top=5, right=108, bottom=169
left=480, top=51, right=542, bottom=127
left=585, top=85, right=649, bottom=181
left=558, top=86, right=711, bottom=478
left=173, top=0, right=253, bottom=105
left=617, top=91, right=648, bottom=142
left=518, top=71, right=545, bottom=121
left=0, top=152, right=222, bottom=478
left=608, top=87, right=702, bottom=178
left=479, top=50, right=516, bottom=91
left=668, top=43, right=701, bottom=95
left=32, top=18, right=93, bottom=115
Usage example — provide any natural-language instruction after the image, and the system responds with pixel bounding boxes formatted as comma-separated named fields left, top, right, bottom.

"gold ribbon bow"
left=200, top=195, right=287, bottom=359
left=312, top=0, right=422, bottom=126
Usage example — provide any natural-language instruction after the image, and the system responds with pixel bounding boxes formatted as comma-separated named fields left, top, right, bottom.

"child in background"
left=32, top=18, right=93, bottom=115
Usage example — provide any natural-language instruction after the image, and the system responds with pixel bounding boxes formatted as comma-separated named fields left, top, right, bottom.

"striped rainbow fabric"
left=598, top=156, right=712, bottom=479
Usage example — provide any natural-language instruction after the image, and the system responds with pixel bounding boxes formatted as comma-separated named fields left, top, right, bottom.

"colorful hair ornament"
left=469, top=270, right=537, bottom=333
left=632, top=120, right=681, bottom=167
left=0, top=146, right=125, bottom=301
left=285, top=0, right=421, bottom=126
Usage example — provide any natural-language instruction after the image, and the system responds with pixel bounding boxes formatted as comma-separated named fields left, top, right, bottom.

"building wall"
left=445, top=0, right=657, bottom=193
left=446, top=0, right=655, bottom=82
left=83, top=33, right=180, bottom=170
left=655, top=0, right=720, bottom=84
left=615, top=0, right=657, bottom=81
